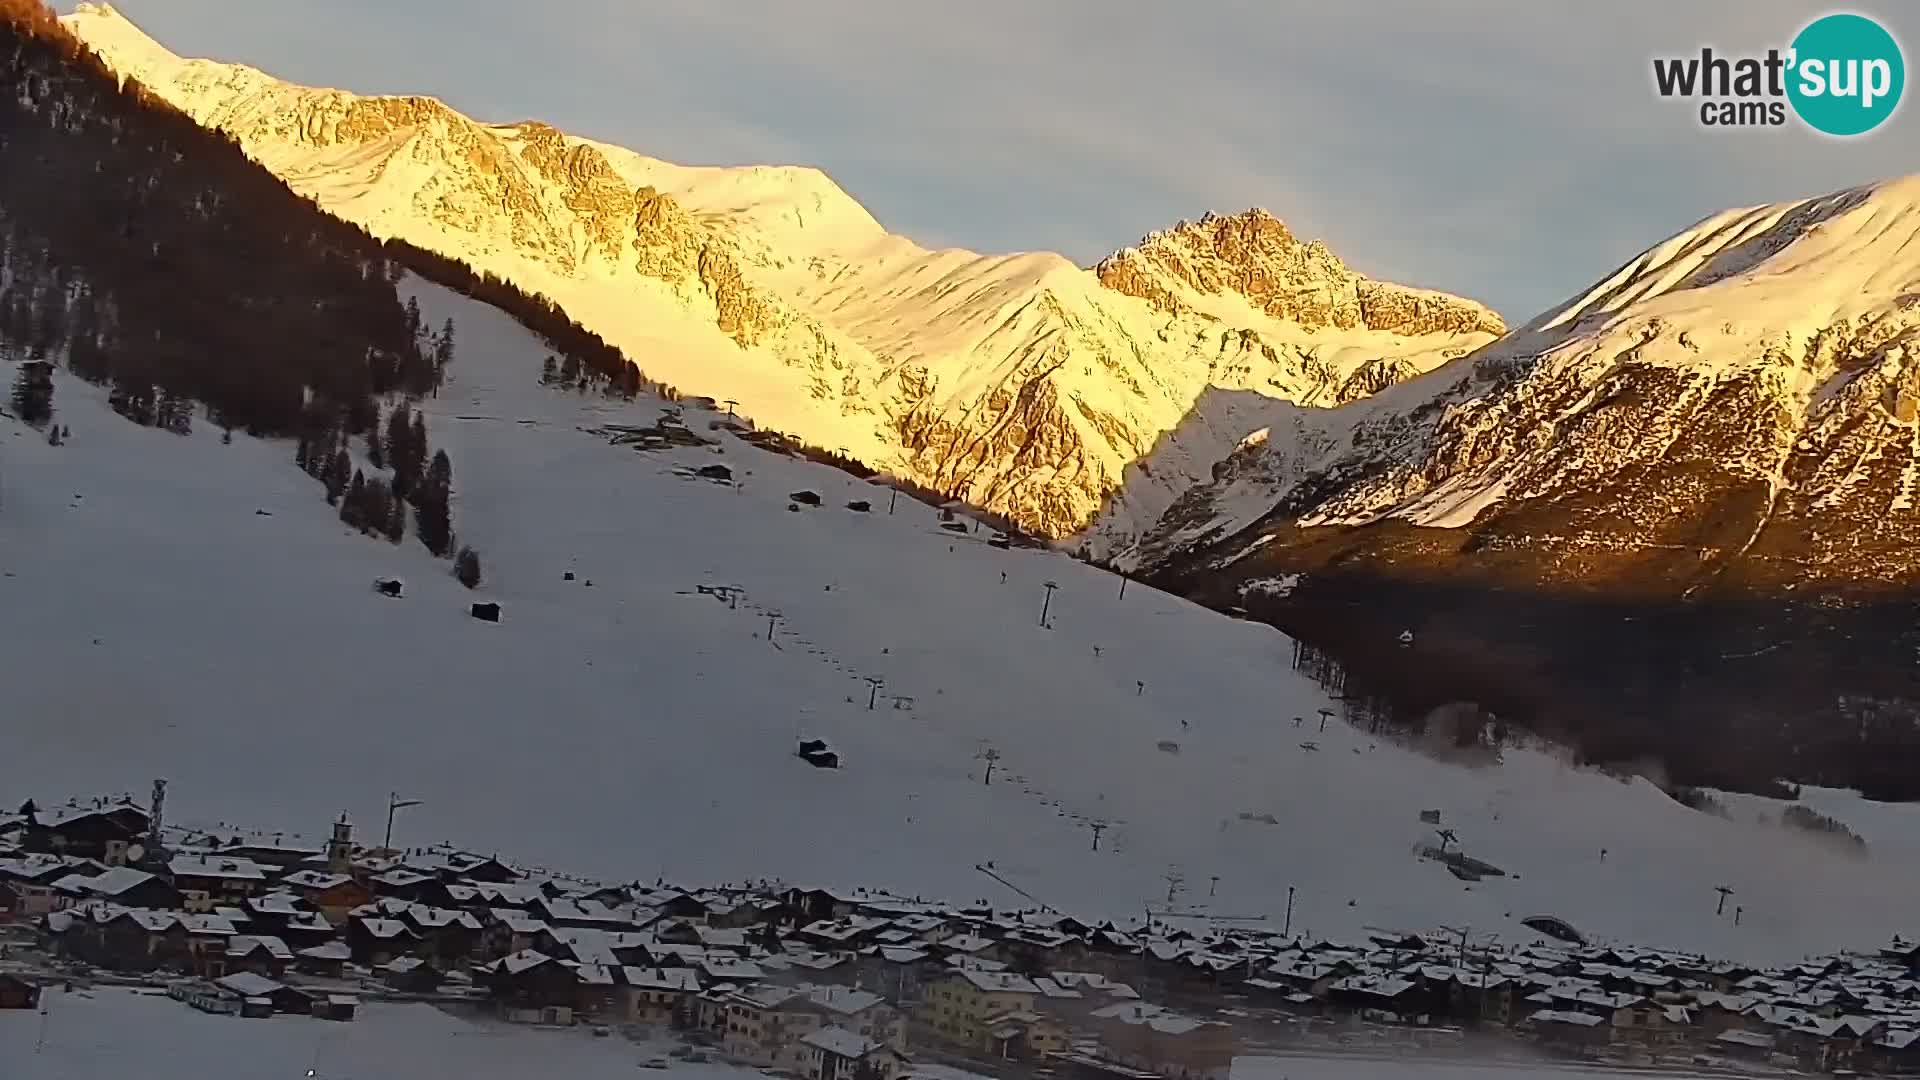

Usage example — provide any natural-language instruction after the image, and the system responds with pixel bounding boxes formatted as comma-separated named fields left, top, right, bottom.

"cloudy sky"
left=68, top=1, right=1914, bottom=321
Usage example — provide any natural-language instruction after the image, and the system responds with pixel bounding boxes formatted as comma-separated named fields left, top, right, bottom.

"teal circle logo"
left=1787, top=13, right=1904, bottom=136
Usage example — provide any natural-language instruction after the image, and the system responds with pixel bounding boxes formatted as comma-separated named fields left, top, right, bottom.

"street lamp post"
left=1040, top=581, right=1059, bottom=627
left=385, top=792, right=424, bottom=854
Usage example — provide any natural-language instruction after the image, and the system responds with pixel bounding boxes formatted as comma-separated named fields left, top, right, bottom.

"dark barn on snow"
left=797, top=739, right=840, bottom=769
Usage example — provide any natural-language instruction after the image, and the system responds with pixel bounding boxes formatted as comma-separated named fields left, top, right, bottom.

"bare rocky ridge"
left=63, top=3, right=1502, bottom=542
left=1132, top=177, right=1920, bottom=594
left=1096, top=209, right=1505, bottom=337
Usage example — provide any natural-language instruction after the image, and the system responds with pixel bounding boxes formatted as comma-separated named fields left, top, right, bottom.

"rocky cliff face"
left=64, top=3, right=1501, bottom=542
left=1096, top=209, right=1505, bottom=337
left=1132, top=177, right=1920, bottom=594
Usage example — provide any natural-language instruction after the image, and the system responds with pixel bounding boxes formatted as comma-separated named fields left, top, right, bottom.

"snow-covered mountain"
left=59, top=2, right=1500, bottom=542
left=1124, top=174, right=1920, bottom=592
left=10, top=261, right=1920, bottom=966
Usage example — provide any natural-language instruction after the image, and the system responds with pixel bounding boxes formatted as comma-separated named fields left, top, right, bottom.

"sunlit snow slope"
left=1128, top=174, right=1920, bottom=590
left=59, top=2, right=1500, bottom=544
left=4, top=276, right=1917, bottom=965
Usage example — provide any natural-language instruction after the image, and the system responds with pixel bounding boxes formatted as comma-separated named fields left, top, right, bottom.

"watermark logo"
left=1653, top=12, right=1904, bottom=136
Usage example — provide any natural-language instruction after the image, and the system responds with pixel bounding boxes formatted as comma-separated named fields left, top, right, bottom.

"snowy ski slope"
left=4, top=277, right=1918, bottom=965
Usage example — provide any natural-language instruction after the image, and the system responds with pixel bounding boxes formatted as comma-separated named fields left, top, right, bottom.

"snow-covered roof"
left=730, top=984, right=802, bottom=1010
left=801, top=1025, right=880, bottom=1059
left=1033, top=978, right=1081, bottom=999
left=1717, top=1029, right=1776, bottom=1048
left=490, top=910, right=549, bottom=934
left=180, top=914, right=238, bottom=936
left=0, top=854, right=96, bottom=883
left=1047, top=971, right=1138, bottom=997
left=370, top=868, right=434, bottom=887
left=28, top=802, right=148, bottom=830
left=806, top=985, right=885, bottom=1015
left=79, top=866, right=162, bottom=896
left=700, top=957, right=766, bottom=981
left=167, top=854, right=267, bottom=881
left=491, top=949, right=554, bottom=976
left=620, top=967, right=702, bottom=992
left=1088, top=1002, right=1212, bottom=1034
left=355, top=918, right=416, bottom=939
left=215, top=972, right=284, bottom=997
left=228, top=935, right=294, bottom=960
left=954, top=969, right=1040, bottom=994
left=280, top=869, right=353, bottom=890
left=1529, top=1009, right=1606, bottom=1028
left=247, top=892, right=306, bottom=916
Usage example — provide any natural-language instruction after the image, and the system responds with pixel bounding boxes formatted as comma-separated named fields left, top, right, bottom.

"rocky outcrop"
left=516, top=122, right=635, bottom=258
left=1355, top=279, right=1506, bottom=337
left=1334, top=357, right=1422, bottom=404
left=699, top=245, right=782, bottom=348
left=1095, top=209, right=1505, bottom=338
left=632, top=186, right=702, bottom=285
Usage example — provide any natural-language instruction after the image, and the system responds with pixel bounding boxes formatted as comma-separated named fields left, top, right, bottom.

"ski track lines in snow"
left=7, top=276, right=1920, bottom=964
left=0, top=986, right=1721, bottom=1080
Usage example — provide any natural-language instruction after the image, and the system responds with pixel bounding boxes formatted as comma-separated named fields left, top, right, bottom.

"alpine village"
left=6, top=791, right=1920, bottom=1077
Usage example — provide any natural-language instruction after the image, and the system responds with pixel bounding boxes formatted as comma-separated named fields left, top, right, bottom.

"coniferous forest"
left=0, top=0, right=672, bottom=558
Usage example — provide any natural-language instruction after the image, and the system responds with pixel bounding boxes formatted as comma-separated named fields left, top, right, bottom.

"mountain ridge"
left=1122, top=172, right=1920, bottom=588
left=61, top=2, right=1502, bottom=542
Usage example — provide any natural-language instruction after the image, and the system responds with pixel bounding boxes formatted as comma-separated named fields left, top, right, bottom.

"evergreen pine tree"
left=8, top=361, right=54, bottom=427
left=406, top=411, right=430, bottom=503
left=453, top=546, right=482, bottom=589
left=325, top=449, right=351, bottom=505
left=295, top=432, right=310, bottom=473
left=541, top=355, right=557, bottom=385
left=367, top=407, right=386, bottom=469
left=434, top=318, right=455, bottom=371
left=383, top=405, right=408, bottom=470
left=404, top=295, right=422, bottom=341
left=341, top=470, right=366, bottom=528
left=365, top=478, right=394, bottom=539
left=383, top=489, right=407, bottom=543
left=385, top=406, right=419, bottom=499
left=415, top=449, right=454, bottom=556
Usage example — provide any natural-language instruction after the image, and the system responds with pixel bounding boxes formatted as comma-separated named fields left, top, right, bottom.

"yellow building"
left=920, top=970, right=1043, bottom=1051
